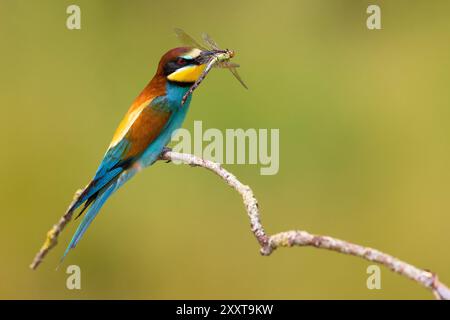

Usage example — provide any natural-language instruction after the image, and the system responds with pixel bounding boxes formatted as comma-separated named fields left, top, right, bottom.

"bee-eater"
left=60, top=47, right=218, bottom=261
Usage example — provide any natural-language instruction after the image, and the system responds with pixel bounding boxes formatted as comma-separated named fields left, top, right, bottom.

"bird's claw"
left=159, top=147, right=172, bottom=162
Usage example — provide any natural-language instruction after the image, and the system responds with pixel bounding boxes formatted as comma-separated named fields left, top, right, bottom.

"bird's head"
left=157, top=47, right=216, bottom=85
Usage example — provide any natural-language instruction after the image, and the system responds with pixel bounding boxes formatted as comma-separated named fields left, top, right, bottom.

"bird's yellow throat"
left=167, top=64, right=206, bottom=83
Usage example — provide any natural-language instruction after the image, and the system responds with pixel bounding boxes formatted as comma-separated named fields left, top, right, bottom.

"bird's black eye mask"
left=164, top=57, right=199, bottom=76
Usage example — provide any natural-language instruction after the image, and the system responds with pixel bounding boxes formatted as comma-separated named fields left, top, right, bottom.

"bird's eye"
left=176, top=58, right=187, bottom=65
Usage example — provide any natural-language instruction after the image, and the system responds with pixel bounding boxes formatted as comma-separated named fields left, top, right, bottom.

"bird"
left=60, top=47, right=222, bottom=262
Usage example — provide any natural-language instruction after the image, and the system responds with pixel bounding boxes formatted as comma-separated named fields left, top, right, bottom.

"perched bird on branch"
left=60, top=47, right=231, bottom=262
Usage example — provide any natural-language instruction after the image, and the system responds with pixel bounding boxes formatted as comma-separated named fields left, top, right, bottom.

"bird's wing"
left=69, top=96, right=172, bottom=215
left=95, top=96, right=171, bottom=178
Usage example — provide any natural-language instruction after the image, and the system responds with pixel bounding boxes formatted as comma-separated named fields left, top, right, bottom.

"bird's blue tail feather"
left=60, top=183, right=117, bottom=263
left=59, top=166, right=139, bottom=267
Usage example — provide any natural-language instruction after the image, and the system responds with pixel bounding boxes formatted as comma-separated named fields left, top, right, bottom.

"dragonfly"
left=174, top=28, right=248, bottom=105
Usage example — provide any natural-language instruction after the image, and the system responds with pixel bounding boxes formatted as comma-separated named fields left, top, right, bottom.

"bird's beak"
left=196, top=49, right=232, bottom=64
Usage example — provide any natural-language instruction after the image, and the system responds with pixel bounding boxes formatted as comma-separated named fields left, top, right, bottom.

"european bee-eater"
left=60, top=47, right=224, bottom=261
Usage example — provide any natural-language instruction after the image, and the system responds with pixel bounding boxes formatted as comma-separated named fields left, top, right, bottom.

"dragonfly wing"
left=228, top=67, right=248, bottom=89
left=174, top=28, right=208, bottom=50
left=201, top=32, right=220, bottom=50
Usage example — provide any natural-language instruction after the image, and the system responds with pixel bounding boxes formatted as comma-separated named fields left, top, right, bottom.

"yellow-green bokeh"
left=1, top=0, right=449, bottom=299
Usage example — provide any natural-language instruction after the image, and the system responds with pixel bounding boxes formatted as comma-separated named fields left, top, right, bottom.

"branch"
left=30, top=197, right=80, bottom=270
left=160, top=151, right=450, bottom=300
left=30, top=150, right=450, bottom=300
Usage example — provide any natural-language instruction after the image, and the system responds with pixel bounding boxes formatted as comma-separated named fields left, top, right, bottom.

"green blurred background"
left=1, top=0, right=449, bottom=299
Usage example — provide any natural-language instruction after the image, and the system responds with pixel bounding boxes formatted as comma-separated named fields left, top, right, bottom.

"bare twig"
left=160, top=151, right=450, bottom=300
left=30, top=196, right=82, bottom=270
left=30, top=150, right=450, bottom=300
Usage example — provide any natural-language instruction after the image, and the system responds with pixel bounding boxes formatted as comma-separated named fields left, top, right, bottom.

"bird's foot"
left=159, top=147, right=172, bottom=162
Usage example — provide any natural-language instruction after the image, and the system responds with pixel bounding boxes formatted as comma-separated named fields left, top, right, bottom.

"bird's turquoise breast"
left=166, top=82, right=192, bottom=110
left=138, top=82, right=192, bottom=167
